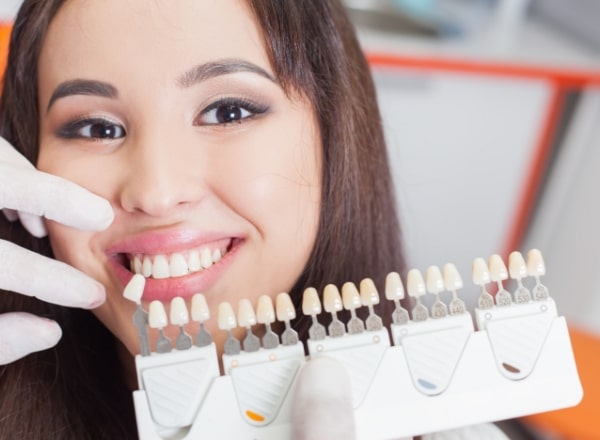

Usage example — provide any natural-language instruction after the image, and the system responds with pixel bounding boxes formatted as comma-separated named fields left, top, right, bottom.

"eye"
left=57, top=117, right=126, bottom=140
left=197, top=98, right=269, bottom=126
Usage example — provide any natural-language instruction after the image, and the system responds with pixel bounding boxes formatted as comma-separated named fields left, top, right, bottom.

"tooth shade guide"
left=509, top=251, right=532, bottom=304
left=385, top=272, right=410, bottom=325
left=407, top=269, right=429, bottom=321
left=276, top=293, right=299, bottom=346
left=323, top=284, right=346, bottom=337
left=342, top=282, right=365, bottom=334
left=359, top=278, right=383, bottom=331
left=238, top=299, right=260, bottom=352
left=302, top=287, right=326, bottom=341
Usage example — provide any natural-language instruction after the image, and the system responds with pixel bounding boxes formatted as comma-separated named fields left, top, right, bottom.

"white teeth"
left=152, top=255, right=170, bottom=279
left=133, top=257, right=143, bottom=275
left=169, top=253, right=189, bottom=277
left=130, top=246, right=227, bottom=279
left=200, top=248, right=213, bottom=269
left=142, top=257, right=153, bottom=277
left=188, top=251, right=201, bottom=272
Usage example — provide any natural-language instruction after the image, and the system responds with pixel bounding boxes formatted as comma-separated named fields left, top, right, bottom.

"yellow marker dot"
left=246, top=410, right=265, bottom=422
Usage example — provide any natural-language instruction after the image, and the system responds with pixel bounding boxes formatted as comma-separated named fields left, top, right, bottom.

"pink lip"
left=107, top=230, right=242, bottom=302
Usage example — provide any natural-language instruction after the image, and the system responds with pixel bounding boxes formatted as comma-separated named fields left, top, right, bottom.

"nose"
left=119, top=135, right=204, bottom=218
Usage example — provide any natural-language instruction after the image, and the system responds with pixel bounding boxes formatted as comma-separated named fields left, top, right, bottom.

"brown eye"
left=197, top=98, right=268, bottom=126
left=58, top=118, right=126, bottom=140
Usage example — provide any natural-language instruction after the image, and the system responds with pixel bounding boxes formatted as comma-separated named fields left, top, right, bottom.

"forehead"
left=38, top=0, right=270, bottom=94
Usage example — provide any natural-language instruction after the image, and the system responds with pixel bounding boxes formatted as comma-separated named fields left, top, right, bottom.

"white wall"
left=0, top=0, right=21, bottom=21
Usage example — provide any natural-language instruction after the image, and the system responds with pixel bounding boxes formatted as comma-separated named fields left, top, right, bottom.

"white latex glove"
left=292, top=356, right=357, bottom=440
left=0, top=137, right=114, bottom=364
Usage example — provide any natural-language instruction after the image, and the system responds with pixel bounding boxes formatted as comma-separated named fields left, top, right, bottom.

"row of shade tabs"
left=122, top=249, right=548, bottom=355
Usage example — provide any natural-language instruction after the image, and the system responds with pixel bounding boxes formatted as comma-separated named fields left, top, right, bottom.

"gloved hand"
left=0, top=137, right=114, bottom=364
left=292, top=356, right=357, bottom=440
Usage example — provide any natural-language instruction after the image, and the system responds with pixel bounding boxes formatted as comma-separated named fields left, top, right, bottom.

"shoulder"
left=423, top=423, right=509, bottom=440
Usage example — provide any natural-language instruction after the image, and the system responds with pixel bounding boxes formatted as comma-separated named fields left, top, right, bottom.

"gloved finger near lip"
left=0, top=240, right=106, bottom=308
left=0, top=165, right=114, bottom=231
left=18, top=210, right=48, bottom=238
left=292, top=356, right=356, bottom=440
left=0, top=312, right=62, bottom=365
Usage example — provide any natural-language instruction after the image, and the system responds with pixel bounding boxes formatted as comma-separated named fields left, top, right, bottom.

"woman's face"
left=36, top=0, right=321, bottom=357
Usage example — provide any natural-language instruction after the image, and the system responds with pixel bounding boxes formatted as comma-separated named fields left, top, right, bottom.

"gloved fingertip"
left=19, top=211, right=48, bottom=238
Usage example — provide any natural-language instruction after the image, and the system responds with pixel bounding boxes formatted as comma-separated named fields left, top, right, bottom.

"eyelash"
left=57, top=117, right=126, bottom=141
left=196, top=97, right=269, bottom=126
left=55, top=97, right=269, bottom=141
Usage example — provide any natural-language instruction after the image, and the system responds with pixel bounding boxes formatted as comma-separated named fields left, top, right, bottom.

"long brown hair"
left=0, top=0, right=405, bottom=438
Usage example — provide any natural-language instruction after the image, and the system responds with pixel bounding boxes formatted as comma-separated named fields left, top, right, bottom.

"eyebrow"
left=46, top=59, right=274, bottom=112
left=177, top=59, right=276, bottom=88
left=47, top=79, right=118, bottom=112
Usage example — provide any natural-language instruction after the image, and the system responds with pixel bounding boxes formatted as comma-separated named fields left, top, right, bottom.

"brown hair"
left=0, top=0, right=405, bottom=438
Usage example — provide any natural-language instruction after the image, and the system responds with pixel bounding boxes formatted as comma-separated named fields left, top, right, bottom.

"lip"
left=106, top=230, right=242, bottom=302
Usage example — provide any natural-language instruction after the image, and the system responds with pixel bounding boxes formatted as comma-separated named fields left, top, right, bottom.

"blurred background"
left=1, top=0, right=599, bottom=438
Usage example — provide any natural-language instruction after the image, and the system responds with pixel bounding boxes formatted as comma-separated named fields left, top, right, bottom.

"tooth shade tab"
left=407, top=269, right=426, bottom=298
left=527, top=248, right=546, bottom=277
left=385, top=272, right=405, bottom=301
left=256, top=295, right=276, bottom=325
left=509, top=251, right=528, bottom=280
left=443, top=264, right=463, bottom=290
left=342, top=282, right=362, bottom=310
left=169, top=297, right=190, bottom=326
left=218, top=302, right=237, bottom=331
left=149, top=301, right=168, bottom=329
left=302, top=287, right=322, bottom=316
left=488, top=254, right=508, bottom=282
left=426, top=266, right=444, bottom=294
left=238, top=299, right=257, bottom=328
left=360, top=278, right=380, bottom=306
left=191, top=293, right=210, bottom=322
left=276, top=293, right=296, bottom=321
left=123, top=274, right=146, bottom=303
left=323, top=284, right=343, bottom=313
left=472, top=258, right=491, bottom=286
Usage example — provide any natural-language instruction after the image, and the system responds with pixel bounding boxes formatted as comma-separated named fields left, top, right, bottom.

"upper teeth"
left=130, top=248, right=224, bottom=279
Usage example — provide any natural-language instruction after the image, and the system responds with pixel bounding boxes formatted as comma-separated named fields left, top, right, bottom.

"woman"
left=0, top=0, right=403, bottom=438
left=0, top=0, right=507, bottom=439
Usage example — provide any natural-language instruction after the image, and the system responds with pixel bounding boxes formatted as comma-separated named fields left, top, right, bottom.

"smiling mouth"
left=123, top=239, right=235, bottom=280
